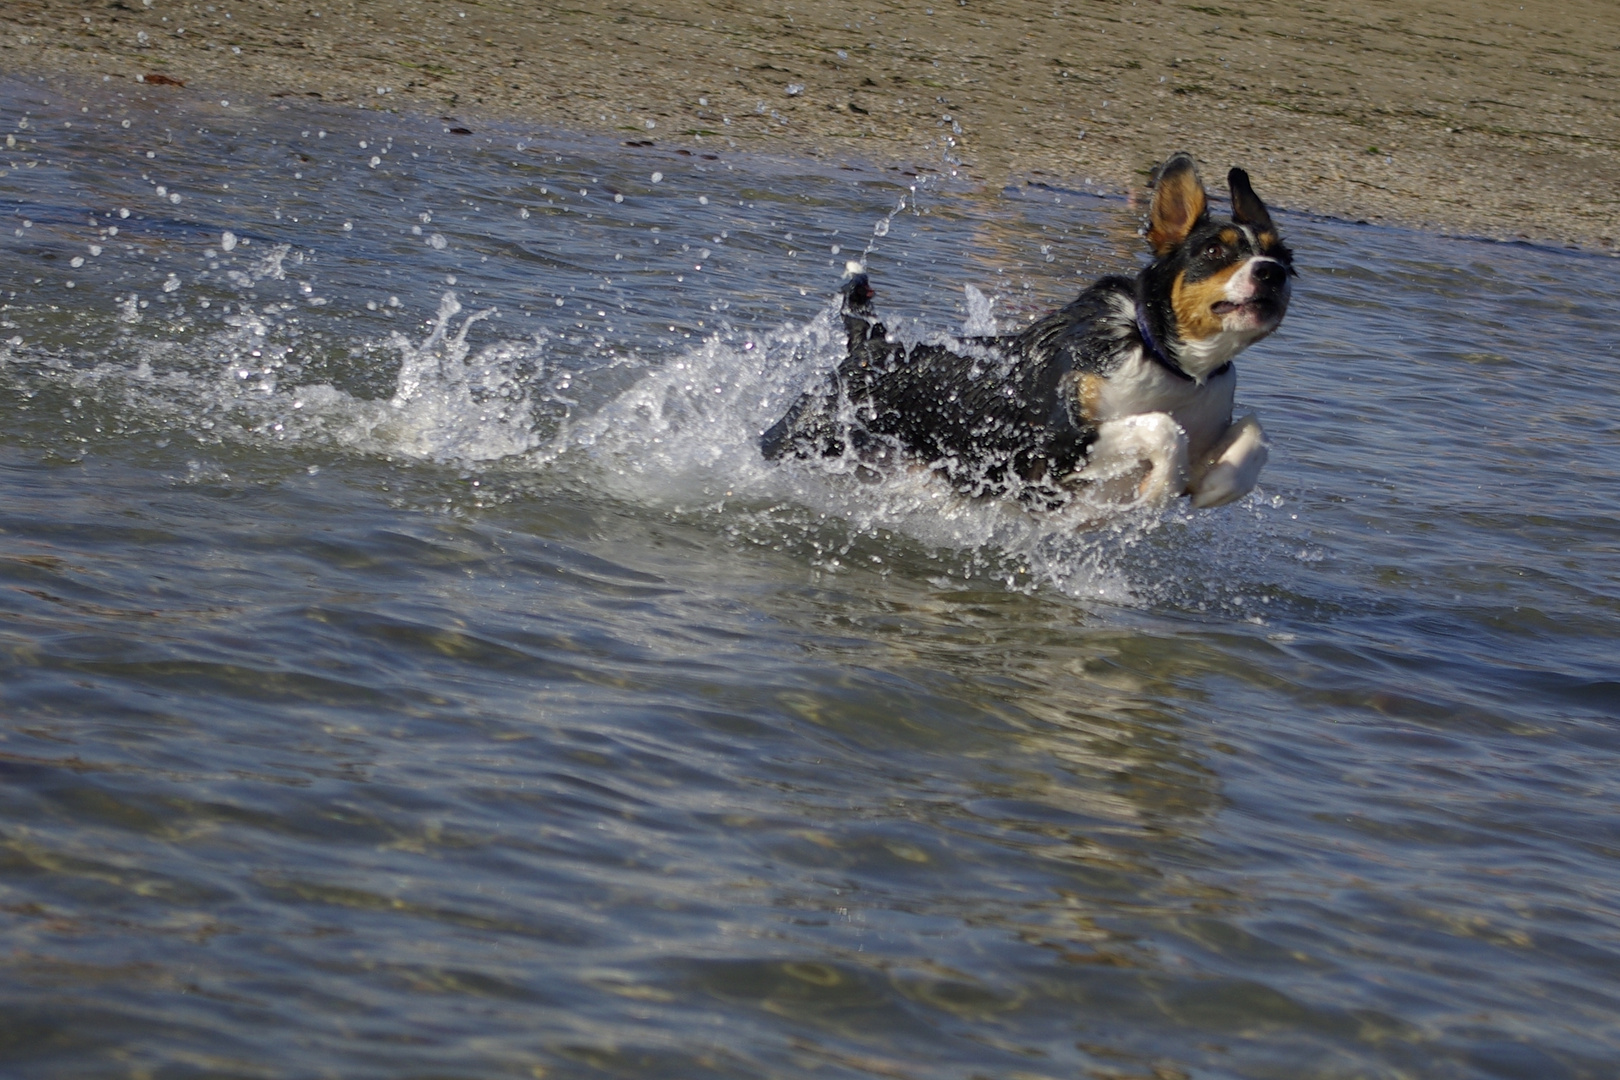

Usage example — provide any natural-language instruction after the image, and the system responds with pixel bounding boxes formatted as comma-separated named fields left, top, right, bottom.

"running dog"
left=760, top=153, right=1292, bottom=510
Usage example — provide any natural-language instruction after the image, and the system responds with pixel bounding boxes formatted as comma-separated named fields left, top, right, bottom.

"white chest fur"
left=1088, top=348, right=1236, bottom=461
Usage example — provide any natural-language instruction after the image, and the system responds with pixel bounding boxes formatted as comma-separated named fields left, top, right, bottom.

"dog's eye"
left=1202, top=242, right=1225, bottom=260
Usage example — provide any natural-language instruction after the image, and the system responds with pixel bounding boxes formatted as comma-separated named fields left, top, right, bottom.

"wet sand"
left=3, top=0, right=1617, bottom=250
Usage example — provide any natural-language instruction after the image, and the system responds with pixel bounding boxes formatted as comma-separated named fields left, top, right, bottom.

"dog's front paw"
left=1189, top=414, right=1268, bottom=508
left=1071, top=412, right=1190, bottom=509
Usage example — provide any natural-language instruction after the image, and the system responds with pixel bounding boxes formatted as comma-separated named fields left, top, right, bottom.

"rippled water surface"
left=2, top=75, right=1618, bottom=1080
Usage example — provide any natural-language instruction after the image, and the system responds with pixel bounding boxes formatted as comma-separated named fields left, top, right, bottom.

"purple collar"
left=1134, top=301, right=1183, bottom=376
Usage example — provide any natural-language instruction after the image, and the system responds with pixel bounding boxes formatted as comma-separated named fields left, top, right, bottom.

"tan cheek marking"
left=1172, top=265, right=1243, bottom=341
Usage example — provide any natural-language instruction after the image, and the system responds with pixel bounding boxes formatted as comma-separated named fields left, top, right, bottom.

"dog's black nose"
left=1253, top=260, right=1287, bottom=287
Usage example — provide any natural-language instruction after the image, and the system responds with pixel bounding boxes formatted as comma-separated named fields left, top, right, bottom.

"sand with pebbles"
left=3, top=0, right=1616, bottom=249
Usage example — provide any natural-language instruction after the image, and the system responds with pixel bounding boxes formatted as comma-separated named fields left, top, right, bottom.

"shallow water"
left=2, top=74, right=1618, bottom=1080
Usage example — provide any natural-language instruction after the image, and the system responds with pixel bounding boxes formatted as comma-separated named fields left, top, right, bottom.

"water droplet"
left=162, top=274, right=181, bottom=293
left=519, top=207, right=530, bottom=219
left=70, top=256, right=84, bottom=268
left=786, top=84, right=805, bottom=97
left=614, top=193, right=624, bottom=203
left=427, top=233, right=448, bottom=250
left=699, top=196, right=708, bottom=205
left=221, top=231, right=237, bottom=251
left=650, top=172, right=663, bottom=183
left=873, top=219, right=889, bottom=237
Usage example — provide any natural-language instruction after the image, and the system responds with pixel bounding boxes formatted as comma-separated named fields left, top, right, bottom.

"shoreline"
left=3, top=0, right=1616, bottom=252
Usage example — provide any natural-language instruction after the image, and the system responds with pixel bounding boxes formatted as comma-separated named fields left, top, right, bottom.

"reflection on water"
left=1, top=73, right=1618, bottom=1079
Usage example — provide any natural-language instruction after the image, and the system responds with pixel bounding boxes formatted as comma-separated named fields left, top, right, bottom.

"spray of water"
left=381, top=292, right=544, bottom=462
left=1, top=274, right=1277, bottom=609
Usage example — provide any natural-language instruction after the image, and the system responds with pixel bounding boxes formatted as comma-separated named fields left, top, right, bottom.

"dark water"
left=2, top=74, right=1618, bottom=1080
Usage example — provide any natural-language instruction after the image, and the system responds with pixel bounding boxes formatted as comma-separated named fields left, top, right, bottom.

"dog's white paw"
left=1072, top=412, right=1190, bottom=508
left=1189, top=414, right=1268, bottom=509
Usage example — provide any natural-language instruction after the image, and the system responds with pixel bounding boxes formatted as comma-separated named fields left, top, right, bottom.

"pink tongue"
left=1211, top=301, right=1241, bottom=314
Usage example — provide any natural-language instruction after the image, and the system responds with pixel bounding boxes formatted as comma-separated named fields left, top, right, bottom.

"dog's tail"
left=840, top=272, right=887, bottom=357
left=760, top=274, right=882, bottom=461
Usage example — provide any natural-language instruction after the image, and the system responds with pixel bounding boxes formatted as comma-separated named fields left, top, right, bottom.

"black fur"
left=761, top=273, right=1146, bottom=500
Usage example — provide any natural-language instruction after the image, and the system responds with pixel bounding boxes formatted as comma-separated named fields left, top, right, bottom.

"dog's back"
left=762, top=273, right=1142, bottom=499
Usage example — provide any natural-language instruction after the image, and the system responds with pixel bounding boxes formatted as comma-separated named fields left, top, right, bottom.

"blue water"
left=1, top=74, right=1618, bottom=1079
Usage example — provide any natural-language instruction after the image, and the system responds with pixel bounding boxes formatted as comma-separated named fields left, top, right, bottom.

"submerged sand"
left=3, top=0, right=1617, bottom=250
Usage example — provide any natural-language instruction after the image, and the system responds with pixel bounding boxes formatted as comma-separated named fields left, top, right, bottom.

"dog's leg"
left=760, top=383, right=843, bottom=460
left=1187, top=414, right=1268, bottom=508
left=1068, top=412, right=1190, bottom=508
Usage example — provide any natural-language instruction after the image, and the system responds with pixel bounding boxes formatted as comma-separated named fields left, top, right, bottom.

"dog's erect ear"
left=1148, top=153, right=1209, bottom=256
left=1228, top=168, right=1274, bottom=232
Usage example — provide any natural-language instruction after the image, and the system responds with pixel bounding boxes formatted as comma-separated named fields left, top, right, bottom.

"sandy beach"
left=2, top=0, right=1616, bottom=250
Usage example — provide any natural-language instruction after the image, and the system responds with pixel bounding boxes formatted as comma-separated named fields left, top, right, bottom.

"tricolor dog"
left=760, top=152, right=1293, bottom=511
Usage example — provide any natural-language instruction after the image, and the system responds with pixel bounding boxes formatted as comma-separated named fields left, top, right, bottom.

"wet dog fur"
left=759, top=153, right=1293, bottom=511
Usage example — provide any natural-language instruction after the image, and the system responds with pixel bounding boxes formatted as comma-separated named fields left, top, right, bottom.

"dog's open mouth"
left=1211, top=299, right=1275, bottom=318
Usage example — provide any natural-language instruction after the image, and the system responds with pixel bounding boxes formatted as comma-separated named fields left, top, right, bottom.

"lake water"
left=2, top=74, right=1617, bottom=1080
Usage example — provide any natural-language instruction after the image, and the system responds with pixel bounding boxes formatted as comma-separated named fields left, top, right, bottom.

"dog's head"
left=1138, top=153, right=1293, bottom=381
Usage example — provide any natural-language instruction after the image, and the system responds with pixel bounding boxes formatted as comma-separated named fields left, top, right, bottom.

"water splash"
left=381, top=292, right=543, bottom=463
left=961, top=283, right=997, bottom=336
left=2, top=285, right=553, bottom=468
